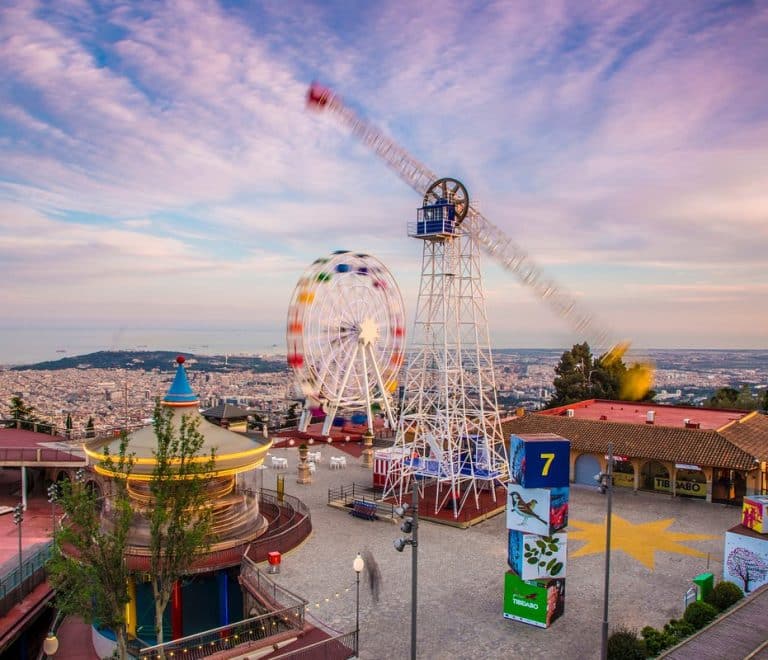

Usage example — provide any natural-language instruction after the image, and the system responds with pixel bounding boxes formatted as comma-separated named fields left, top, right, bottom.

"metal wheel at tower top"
left=286, top=250, right=406, bottom=435
left=423, top=177, right=469, bottom=223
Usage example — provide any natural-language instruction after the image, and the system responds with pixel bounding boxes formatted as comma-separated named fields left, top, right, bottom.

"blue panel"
left=508, top=529, right=524, bottom=573
left=509, top=435, right=570, bottom=488
left=217, top=570, right=229, bottom=627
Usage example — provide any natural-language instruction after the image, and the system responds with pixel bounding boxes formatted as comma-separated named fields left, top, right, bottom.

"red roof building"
left=504, top=400, right=768, bottom=505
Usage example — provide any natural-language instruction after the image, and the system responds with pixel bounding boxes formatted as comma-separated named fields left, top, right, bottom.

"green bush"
left=683, top=601, right=718, bottom=629
left=641, top=626, right=670, bottom=656
left=663, top=618, right=695, bottom=640
left=607, top=626, right=645, bottom=660
left=705, top=581, right=744, bottom=611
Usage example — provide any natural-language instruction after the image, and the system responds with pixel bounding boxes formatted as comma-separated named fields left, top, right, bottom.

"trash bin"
left=267, top=551, right=282, bottom=574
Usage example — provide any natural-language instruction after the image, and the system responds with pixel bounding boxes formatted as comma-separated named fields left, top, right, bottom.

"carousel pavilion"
left=83, top=356, right=272, bottom=647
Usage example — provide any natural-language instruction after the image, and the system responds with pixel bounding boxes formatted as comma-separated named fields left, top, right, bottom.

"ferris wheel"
left=287, top=250, right=405, bottom=435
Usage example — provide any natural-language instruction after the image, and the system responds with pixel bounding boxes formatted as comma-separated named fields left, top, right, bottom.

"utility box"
left=692, top=572, right=713, bottom=601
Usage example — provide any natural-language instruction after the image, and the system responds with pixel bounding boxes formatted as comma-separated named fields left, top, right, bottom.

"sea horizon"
left=0, top=326, right=765, bottom=368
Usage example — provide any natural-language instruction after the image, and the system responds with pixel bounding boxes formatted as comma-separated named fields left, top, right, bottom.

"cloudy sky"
left=1, top=0, right=766, bottom=362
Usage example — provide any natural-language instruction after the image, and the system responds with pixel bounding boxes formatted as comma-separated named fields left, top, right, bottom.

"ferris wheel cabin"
left=408, top=198, right=458, bottom=239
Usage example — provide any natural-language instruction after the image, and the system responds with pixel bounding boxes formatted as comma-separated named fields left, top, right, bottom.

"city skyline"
left=1, top=1, right=767, bottom=356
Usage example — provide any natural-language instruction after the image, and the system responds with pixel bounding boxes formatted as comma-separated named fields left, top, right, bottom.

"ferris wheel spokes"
left=288, top=251, right=405, bottom=438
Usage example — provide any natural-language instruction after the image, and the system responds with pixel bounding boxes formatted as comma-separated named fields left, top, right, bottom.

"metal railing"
left=271, top=630, right=358, bottom=659
left=240, top=557, right=308, bottom=612
left=137, top=604, right=305, bottom=659
left=243, top=489, right=312, bottom=564
left=328, top=482, right=395, bottom=518
left=140, top=563, right=307, bottom=659
left=0, top=542, right=52, bottom=616
left=0, top=418, right=146, bottom=442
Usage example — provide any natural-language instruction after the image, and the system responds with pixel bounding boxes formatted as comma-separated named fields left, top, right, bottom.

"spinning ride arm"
left=307, top=82, right=652, bottom=398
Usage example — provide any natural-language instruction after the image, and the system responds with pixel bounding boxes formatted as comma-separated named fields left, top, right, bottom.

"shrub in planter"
left=607, top=626, right=645, bottom=660
left=663, top=618, right=695, bottom=641
left=641, top=626, right=670, bottom=656
left=705, top=581, right=744, bottom=612
left=683, top=601, right=718, bottom=630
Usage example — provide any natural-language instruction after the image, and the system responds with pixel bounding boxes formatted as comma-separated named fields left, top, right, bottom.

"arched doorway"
left=712, top=469, right=748, bottom=505
left=641, top=461, right=669, bottom=493
left=674, top=467, right=707, bottom=499
left=612, top=459, right=635, bottom=489
left=574, top=454, right=601, bottom=485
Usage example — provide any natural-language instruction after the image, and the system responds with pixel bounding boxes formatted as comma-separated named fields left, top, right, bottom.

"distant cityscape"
left=1, top=348, right=766, bottom=436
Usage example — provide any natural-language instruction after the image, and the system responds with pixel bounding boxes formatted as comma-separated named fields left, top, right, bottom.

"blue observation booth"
left=408, top=198, right=458, bottom=239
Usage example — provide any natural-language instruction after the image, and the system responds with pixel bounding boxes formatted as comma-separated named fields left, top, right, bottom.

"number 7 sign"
left=509, top=434, right=570, bottom=488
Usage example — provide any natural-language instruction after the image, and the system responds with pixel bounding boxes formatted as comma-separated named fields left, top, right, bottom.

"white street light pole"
left=353, top=552, right=365, bottom=654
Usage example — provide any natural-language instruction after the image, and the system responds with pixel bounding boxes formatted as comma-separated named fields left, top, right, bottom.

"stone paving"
left=263, top=445, right=741, bottom=660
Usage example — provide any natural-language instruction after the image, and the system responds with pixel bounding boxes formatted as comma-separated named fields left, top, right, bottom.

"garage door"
left=574, top=454, right=601, bottom=485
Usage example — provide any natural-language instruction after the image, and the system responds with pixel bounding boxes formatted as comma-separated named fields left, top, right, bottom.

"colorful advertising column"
left=504, top=433, right=570, bottom=628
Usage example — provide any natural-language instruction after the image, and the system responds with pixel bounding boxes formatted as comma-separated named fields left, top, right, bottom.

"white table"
left=330, top=456, right=347, bottom=469
left=308, top=451, right=322, bottom=463
left=271, top=456, right=288, bottom=469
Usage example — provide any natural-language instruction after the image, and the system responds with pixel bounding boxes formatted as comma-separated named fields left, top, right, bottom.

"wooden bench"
left=350, top=500, right=378, bottom=521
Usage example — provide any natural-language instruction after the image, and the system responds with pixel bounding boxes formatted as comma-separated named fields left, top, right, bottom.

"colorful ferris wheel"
left=287, top=250, right=405, bottom=435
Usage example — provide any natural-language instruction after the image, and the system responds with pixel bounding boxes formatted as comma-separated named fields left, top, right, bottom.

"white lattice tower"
left=383, top=212, right=508, bottom=518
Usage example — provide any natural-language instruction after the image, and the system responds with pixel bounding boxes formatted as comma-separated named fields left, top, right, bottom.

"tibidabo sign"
left=502, top=571, right=565, bottom=628
left=653, top=477, right=706, bottom=497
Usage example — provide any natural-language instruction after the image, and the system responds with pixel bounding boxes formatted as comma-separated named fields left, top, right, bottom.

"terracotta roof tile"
left=717, top=412, right=768, bottom=461
left=503, top=413, right=759, bottom=471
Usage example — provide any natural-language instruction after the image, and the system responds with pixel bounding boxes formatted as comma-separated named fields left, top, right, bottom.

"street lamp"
left=47, top=483, right=58, bottom=547
left=13, top=503, right=23, bottom=600
left=394, top=480, right=418, bottom=660
left=600, top=442, right=615, bottom=660
left=43, top=631, right=59, bottom=656
left=353, top=552, right=365, bottom=654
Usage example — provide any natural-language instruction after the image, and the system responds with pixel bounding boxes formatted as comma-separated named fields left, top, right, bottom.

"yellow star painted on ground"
left=569, top=515, right=717, bottom=571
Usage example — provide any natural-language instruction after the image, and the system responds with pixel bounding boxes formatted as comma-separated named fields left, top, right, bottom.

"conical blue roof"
left=163, top=356, right=198, bottom=405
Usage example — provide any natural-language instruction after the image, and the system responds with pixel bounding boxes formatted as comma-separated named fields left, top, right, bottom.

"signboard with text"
left=503, top=571, right=565, bottom=628
left=653, top=477, right=706, bottom=498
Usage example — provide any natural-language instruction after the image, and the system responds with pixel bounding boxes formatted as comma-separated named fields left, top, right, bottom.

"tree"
left=9, top=395, right=35, bottom=420
left=726, top=546, right=768, bottom=593
left=548, top=343, right=633, bottom=408
left=65, top=413, right=73, bottom=439
left=707, top=385, right=758, bottom=410
left=85, top=416, right=95, bottom=438
left=148, top=404, right=216, bottom=651
left=9, top=395, right=37, bottom=430
left=47, top=436, right=135, bottom=659
left=285, top=402, right=300, bottom=426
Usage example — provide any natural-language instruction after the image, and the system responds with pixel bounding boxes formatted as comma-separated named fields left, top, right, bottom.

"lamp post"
left=43, top=631, right=59, bottom=656
left=394, top=479, right=418, bottom=660
left=353, top=552, right=365, bottom=654
left=47, top=483, right=58, bottom=547
left=600, top=442, right=615, bottom=660
left=13, top=503, right=23, bottom=600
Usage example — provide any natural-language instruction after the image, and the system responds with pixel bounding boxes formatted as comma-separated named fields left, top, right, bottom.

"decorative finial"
left=176, top=355, right=186, bottom=364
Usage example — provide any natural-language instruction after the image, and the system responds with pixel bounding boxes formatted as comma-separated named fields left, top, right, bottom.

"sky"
left=0, top=0, right=767, bottom=363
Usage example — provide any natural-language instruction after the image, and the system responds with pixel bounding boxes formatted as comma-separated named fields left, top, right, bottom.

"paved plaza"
left=264, top=445, right=742, bottom=660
